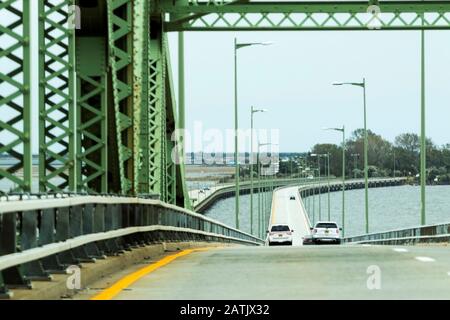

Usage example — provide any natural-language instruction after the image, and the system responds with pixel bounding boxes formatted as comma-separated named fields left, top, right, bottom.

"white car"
left=267, top=224, right=294, bottom=246
left=310, top=221, right=342, bottom=244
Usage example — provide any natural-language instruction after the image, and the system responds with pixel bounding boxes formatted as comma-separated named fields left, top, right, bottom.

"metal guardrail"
left=195, top=177, right=407, bottom=213
left=0, top=196, right=263, bottom=298
left=343, top=222, right=450, bottom=245
left=194, top=177, right=331, bottom=212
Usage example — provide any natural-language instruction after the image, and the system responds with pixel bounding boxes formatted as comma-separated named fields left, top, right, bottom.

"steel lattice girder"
left=161, top=1, right=450, bottom=31
left=164, top=34, right=178, bottom=205
left=0, top=0, right=32, bottom=192
left=38, top=0, right=76, bottom=192
left=76, top=73, right=108, bottom=193
left=76, top=36, right=108, bottom=194
left=148, top=26, right=165, bottom=200
left=135, top=0, right=150, bottom=195
left=107, top=0, right=134, bottom=195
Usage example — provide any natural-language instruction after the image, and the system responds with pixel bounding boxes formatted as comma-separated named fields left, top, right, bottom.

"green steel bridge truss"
left=1, top=0, right=449, bottom=208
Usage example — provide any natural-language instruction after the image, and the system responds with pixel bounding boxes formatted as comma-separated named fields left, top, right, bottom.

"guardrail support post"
left=101, top=204, right=124, bottom=255
left=21, top=211, right=52, bottom=281
left=0, top=274, right=11, bottom=299
left=40, top=209, right=66, bottom=273
left=0, top=213, right=32, bottom=289
left=70, top=206, right=95, bottom=263
left=55, top=207, right=79, bottom=267
left=121, top=204, right=136, bottom=250
left=83, top=204, right=105, bottom=259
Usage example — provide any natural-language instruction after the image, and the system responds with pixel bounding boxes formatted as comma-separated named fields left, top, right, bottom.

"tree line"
left=283, top=129, right=450, bottom=184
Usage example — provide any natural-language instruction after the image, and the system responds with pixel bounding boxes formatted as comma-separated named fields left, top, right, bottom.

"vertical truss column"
left=107, top=0, right=134, bottom=195
left=76, top=37, right=108, bottom=194
left=38, top=0, right=76, bottom=192
left=0, top=0, right=32, bottom=193
left=164, top=35, right=184, bottom=206
left=160, top=36, right=168, bottom=203
left=148, top=22, right=165, bottom=201
left=134, top=0, right=149, bottom=195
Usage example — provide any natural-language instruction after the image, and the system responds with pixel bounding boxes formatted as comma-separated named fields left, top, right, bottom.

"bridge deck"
left=76, top=183, right=450, bottom=300
left=81, top=245, right=450, bottom=300
left=269, top=186, right=311, bottom=246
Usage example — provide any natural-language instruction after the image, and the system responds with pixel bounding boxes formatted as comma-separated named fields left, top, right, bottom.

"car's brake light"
left=336, top=229, right=339, bottom=234
left=313, top=229, right=317, bottom=234
left=269, top=232, right=275, bottom=236
left=286, top=231, right=292, bottom=235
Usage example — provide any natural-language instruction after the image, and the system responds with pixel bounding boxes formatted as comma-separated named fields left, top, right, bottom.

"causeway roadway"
left=268, top=185, right=312, bottom=246
left=77, top=185, right=450, bottom=300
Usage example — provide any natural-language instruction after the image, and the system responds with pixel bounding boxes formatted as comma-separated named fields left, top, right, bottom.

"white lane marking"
left=362, top=244, right=372, bottom=247
left=392, top=248, right=409, bottom=253
left=447, top=272, right=450, bottom=276
left=415, top=256, right=435, bottom=262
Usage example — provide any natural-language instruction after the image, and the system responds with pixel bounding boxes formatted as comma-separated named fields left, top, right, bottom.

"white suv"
left=311, top=221, right=342, bottom=244
left=267, top=224, right=294, bottom=246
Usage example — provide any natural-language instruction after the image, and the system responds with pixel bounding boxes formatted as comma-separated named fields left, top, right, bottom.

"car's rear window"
left=271, top=225, right=290, bottom=232
left=316, top=223, right=338, bottom=229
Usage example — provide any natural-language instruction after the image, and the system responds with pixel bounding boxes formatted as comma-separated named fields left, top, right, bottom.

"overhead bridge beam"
left=162, top=1, right=450, bottom=31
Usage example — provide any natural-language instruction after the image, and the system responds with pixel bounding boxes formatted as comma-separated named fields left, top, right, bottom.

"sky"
left=167, top=29, right=450, bottom=152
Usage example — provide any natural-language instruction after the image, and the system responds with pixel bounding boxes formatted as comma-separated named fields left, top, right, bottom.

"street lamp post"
left=324, top=126, right=346, bottom=235
left=333, top=79, right=369, bottom=233
left=257, top=142, right=277, bottom=238
left=312, top=168, right=319, bottom=224
left=234, top=39, right=272, bottom=230
left=311, top=154, right=326, bottom=221
left=250, top=107, right=267, bottom=235
left=420, top=15, right=426, bottom=226
left=317, top=157, right=321, bottom=220
left=325, top=153, right=330, bottom=221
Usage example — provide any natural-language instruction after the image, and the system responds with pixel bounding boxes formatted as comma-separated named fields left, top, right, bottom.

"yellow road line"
left=91, top=248, right=211, bottom=300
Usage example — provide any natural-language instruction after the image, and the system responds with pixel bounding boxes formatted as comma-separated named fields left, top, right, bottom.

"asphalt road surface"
left=268, top=186, right=312, bottom=246
left=82, top=185, right=450, bottom=300
left=110, top=245, right=450, bottom=300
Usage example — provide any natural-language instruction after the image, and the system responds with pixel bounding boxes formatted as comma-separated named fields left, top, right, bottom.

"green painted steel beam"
left=38, top=0, right=77, bottom=193
left=133, top=0, right=148, bottom=195
left=107, top=0, right=134, bottom=195
left=148, top=25, right=165, bottom=200
left=76, top=37, right=108, bottom=194
left=162, top=1, right=450, bottom=14
left=0, top=0, right=32, bottom=193
left=162, top=1, right=450, bottom=31
left=137, top=28, right=152, bottom=194
left=165, top=34, right=190, bottom=206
